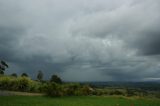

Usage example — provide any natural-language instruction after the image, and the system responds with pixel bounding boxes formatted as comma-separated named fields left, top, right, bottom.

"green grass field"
left=0, top=96, right=160, bottom=106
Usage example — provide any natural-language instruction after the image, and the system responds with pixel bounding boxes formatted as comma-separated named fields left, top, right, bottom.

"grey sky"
left=0, top=0, right=160, bottom=81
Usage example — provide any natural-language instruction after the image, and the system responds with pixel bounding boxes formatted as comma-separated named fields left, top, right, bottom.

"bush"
left=17, top=77, right=31, bottom=91
left=0, top=76, right=11, bottom=90
left=46, top=82, right=62, bottom=97
left=62, top=83, right=80, bottom=96
left=0, top=76, right=37, bottom=92
left=126, top=89, right=135, bottom=97
left=38, top=83, right=48, bottom=93
left=109, top=90, right=124, bottom=95
left=45, top=83, right=93, bottom=97
left=10, top=78, right=19, bottom=91
left=28, top=81, right=40, bottom=92
left=62, top=84, right=93, bottom=96
left=78, top=85, right=93, bottom=96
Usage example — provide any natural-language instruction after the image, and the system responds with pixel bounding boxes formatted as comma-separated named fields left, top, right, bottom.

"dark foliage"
left=21, top=73, right=28, bottom=77
left=46, top=82, right=62, bottom=97
left=37, top=70, right=43, bottom=81
left=50, top=75, right=62, bottom=84
left=11, top=73, right=18, bottom=77
left=0, top=60, right=8, bottom=75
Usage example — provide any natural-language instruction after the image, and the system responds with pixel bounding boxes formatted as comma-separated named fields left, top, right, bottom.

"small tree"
left=37, top=70, right=43, bottom=81
left=21, top=73, right=28, bottom=77
left=0, top=60, right=9, bottom=75
left=11, top=73, right=18, bottom=77
left=50, top=74, right=62, bottom=84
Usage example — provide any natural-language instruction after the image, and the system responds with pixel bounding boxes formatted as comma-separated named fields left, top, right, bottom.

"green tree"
left=0, top=60, right=9, bottom=75
left=11, top=73, right=18, bottom=77
left=37, top=70, right=43, bottom=81
left=21, top=73, right=28, bottom=77
left=50, top=74, right=62, bottom=84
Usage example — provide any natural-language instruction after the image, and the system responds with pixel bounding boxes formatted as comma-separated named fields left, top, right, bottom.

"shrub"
left=10, top=78, right=19, bottom=91
left=62, top=83, right=80, bottom=96
left=79, top=85, right=93, bottom=95
left=109, top=90, right=124, bottom=95
left=46, top=82, right=62, bottom=97
left=38, top=83, right=48, bottom=93
left=0, top=76, right=48, bottom=93
left=126, top=89, right=135, bottom=97
left=29, top=81, right=41, bottom=92
left=17, top=77, right=32, bottom=92
left=0, top=76, right=11, bottom=90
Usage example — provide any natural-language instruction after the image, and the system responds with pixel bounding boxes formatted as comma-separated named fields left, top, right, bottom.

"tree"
left=21, top=73, right=28, bottom=77
left=37, top=70, right=43, bottom=81
left=50, top=74, right=62, bottom=84
left=11, top=73, right=18, bottom=77
left=0, top=60, right=9, bottom=75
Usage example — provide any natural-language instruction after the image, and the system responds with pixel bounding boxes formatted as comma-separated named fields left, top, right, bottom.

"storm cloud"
left=0, top=0, right=160, bottom=81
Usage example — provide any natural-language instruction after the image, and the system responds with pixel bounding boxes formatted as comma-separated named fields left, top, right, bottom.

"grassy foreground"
left=0, top=96, right=160, bottom=106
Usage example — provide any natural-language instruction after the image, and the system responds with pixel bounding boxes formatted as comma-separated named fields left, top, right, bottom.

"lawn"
left=0, top=96, right=160, bottom=106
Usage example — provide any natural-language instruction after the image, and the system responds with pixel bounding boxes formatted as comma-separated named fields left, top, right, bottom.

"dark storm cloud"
left=0, top=0, right=160, bottom=81
left=0, top=27, right=24, bottom=61
left=129, top=30, right=160, bottom=55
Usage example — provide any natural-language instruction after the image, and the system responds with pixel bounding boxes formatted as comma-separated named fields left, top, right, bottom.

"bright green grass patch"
left=0, top=96, right=159, bottom=106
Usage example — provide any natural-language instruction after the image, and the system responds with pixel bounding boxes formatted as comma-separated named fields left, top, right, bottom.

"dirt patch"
left=0, top=90, right=44, bottom=96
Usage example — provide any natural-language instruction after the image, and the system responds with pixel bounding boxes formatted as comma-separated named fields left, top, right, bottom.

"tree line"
left=0, top=60, right=62, bottom=84
left=10, top=71, right=62, bottom=84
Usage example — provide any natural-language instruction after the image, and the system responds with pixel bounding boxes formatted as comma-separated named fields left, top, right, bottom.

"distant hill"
left=80, top=81, right=160, bottom=91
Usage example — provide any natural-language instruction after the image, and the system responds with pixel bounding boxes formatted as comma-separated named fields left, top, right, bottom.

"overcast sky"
left=0, top=0, right=160, bottom=81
